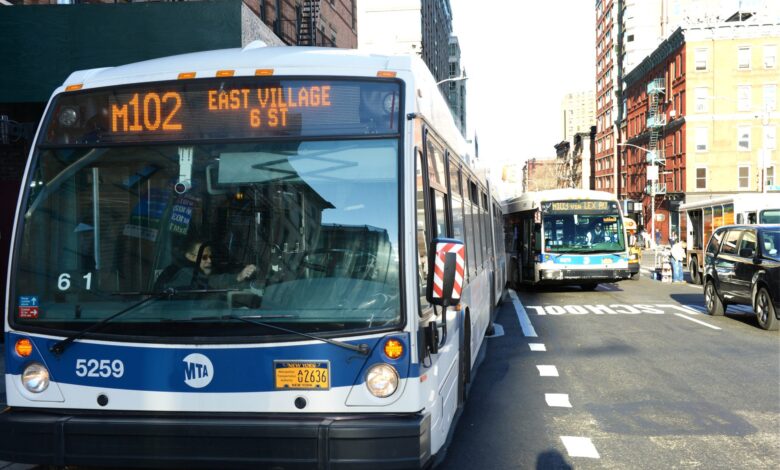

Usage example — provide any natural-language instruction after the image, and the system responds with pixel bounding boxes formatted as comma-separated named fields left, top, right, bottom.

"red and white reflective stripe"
left=432, top=243, right=465, bottom=299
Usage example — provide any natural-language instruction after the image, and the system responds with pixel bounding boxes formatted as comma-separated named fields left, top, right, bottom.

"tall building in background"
left=594, top=0, right=620, bottom=195
left=597, top=0, right=780, bottom=199
left=448, top=34, right=467, bottom=137
left=358, top=0, right=466, bottom=134
left=561, top=90, right=596, bottom=143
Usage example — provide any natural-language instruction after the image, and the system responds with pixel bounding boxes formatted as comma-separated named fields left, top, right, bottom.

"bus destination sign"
left=45, top=79, right=401, bottom=145
left=544, top=200, right=616, bottom=214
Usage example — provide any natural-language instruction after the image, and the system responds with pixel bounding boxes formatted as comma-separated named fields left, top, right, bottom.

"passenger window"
left=433, top=191, right=449, bottom=238
left=720, top=230, right=742, bottom=255
left=706, top=229, right=725, bottom=254
left=415, top=151, right=432, bottom=315
left=737, top=231, right=757, bottom=257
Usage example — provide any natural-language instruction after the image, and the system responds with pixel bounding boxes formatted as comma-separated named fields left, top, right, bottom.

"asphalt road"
left=439, top=275, right=780, bottom=469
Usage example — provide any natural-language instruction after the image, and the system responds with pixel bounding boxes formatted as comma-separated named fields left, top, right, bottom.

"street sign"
left=647, top=165, right=659, bottom=181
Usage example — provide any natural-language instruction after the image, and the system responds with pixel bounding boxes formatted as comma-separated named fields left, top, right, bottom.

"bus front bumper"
left=539, top=268, right=632, bottom=282
left=0, top=408, right=431, bottom=469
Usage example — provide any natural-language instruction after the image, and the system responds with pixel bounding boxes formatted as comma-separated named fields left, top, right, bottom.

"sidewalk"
left=638, top=247, right=691, bottom=282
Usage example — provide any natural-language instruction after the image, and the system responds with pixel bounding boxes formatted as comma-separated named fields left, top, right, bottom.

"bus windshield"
left=12, top=138, right=402, bottom=338
left=541, top=200, right=625, bottom=253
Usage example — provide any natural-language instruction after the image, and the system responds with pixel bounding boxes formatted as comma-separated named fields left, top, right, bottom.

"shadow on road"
left=536, top=449, right=573, bottom=470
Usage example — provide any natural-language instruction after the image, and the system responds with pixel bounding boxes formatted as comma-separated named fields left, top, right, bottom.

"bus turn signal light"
left=377, top=71, right=397, bottom=78
left=15, top=338, right=33, bottom=357
left=384, top=339, right=404, bottom=359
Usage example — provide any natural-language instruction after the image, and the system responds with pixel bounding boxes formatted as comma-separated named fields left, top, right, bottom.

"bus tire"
left=690, top=259, right=702, bottom=285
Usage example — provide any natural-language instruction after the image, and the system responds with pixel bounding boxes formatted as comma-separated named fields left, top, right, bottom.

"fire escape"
left=296, top=0, right=321, bottom=46
left=645, top=78, right=666, bottom=196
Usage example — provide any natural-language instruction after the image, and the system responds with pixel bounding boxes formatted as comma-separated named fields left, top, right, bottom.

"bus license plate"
left=274, top=360, right=330, bottom=390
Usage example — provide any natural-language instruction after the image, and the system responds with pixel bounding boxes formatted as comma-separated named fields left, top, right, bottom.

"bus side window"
left=433, top=191, right=449, bottom=238
left=415, top=150, right=433, bottom=316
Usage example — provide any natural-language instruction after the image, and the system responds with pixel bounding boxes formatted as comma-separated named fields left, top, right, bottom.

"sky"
left=449, top=0, right=596, bottom=171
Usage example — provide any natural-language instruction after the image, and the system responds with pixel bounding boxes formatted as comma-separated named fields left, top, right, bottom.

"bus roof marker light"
left=178, top=72, right=196, bottom=80
left=15, top=339, right=33, bottom=358
left=216, top=70, right=235, bottom=77
left=255, top=69, right=274, bottom=76
left=65, top=84, right=83, bottom=92
left=383, top=339, right=404, bottom=360
left=377, top=71, right=397, bottom=78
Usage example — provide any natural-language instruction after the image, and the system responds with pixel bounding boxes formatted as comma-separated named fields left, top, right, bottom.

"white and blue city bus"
left=503, top=188, right=630, bottom=290
left=0, top=44, right=505, bottom=468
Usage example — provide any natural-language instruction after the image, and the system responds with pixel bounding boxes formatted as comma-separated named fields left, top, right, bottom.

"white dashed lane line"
left=560, top=436, right=601, bottom=459
left=537, top=365, right=559, bottom=377
left=546, top=393, right=572, bottom=408
left=509, top=290, right=601, bottom=460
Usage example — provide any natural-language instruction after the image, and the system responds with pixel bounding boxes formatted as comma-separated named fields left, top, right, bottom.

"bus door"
left=521, top=215, right=536, bottom=282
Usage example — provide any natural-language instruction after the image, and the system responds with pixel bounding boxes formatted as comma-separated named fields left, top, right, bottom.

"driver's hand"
left=237, top=264, right=257, bottom=282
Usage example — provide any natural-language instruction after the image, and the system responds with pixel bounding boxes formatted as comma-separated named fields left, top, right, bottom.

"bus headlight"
left=366, top=363, right=399, bottom=398
left=22, top=363, right=50, bottom=393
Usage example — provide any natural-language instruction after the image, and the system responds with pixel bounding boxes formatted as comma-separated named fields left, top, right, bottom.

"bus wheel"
left=690, top=261, right=702, bottom=285
left=581, top=283, right=598, bottom=291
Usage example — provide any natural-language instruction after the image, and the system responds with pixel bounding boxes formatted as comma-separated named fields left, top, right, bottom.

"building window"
left=627, top=34, right=634, bottom=42
left=695, top=87, right=709, bottom=112
left=738, top=46, right=751, bottom=70
left=737, top=85, right=751, bottom=111
left=764, top=45, right=777, bottom=69
left=696, top=167, right=707, bottom=189
left=695, top=48, right=708, bottom=71
left=696, top=127, right=708, bottom=152
left=767, top=166, right=776, bottom=187
left=737, top=126, right=751, bottom=151
left=738, top=165, right=750, bottom=189
left=765, top=126, right=777, bottom=150
left=764, top=84, right=777, bottom=111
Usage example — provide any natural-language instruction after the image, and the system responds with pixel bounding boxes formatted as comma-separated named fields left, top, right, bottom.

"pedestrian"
left=671, top=239, right=686, bottom=283
left=655, top=228, right=662, bottom=248
left=669, top=230, right=678, bottom=245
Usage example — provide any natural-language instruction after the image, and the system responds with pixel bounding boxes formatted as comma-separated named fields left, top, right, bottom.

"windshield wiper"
left=49, top=287, right=236, bottom=355
left=192, top=313, right=370, bottom=356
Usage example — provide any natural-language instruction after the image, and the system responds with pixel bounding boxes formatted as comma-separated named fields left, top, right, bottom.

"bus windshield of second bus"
left=541, top=200, right=625, bottom=253
left=12, top=78, right=404, bottom=339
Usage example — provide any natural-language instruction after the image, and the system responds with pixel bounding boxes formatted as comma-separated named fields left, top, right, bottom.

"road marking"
left=545, top=393, right=572, bottom=408
left=537, top=365, right=559, bottom=377
left=674, top=313, right=721, bottom=330
left=560, top=436, right=600, bottom=459
left=509, top=289, right=537, bottom=337
left=486, top=323, right=505, bottom=338
left=529, top=343, right=547, bottom=351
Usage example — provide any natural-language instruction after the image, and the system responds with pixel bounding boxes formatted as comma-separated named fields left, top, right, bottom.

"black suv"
left=703, top=224, right=780, bottom=330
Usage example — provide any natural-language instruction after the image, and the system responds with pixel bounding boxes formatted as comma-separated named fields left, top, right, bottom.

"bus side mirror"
left=426, top=238, right=465, bottom=307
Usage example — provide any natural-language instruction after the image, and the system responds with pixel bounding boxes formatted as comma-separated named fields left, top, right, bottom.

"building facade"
left=522, top=158, right=562, bottom=193
left=561, top=90, right=596, bottom=144
left=594, top=0, right=620, bottom=195
left=358, top=0, right=465, bottom=131
left=555, top=127, right=596, bottom=191
left=685, top=20, right=780, bottom=201
left=622, top=29, right=687, bottom=242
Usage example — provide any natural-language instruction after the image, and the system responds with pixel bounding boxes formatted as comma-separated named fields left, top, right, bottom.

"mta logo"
left=183, top=353, right=214, bottom=388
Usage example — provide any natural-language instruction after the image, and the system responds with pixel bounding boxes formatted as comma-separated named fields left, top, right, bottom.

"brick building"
left=622, top=28, right=687, bottom=242
left=594, top=0, right=619, bottom=195
left=522, top=158, right=562, bottom=193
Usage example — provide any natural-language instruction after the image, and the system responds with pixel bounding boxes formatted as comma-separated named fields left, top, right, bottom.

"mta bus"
left=503, top=188, right=630, bottom=289
left=0, top=45, right=505, bottom=468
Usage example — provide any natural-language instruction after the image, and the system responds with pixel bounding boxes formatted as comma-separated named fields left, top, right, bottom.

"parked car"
left=703, top=224, right=780, bottom=330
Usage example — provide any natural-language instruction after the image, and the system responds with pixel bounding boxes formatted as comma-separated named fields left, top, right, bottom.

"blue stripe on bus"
left=540, top=254, right=625, bottom=265
left=6, top=332, right=415, bottom=393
